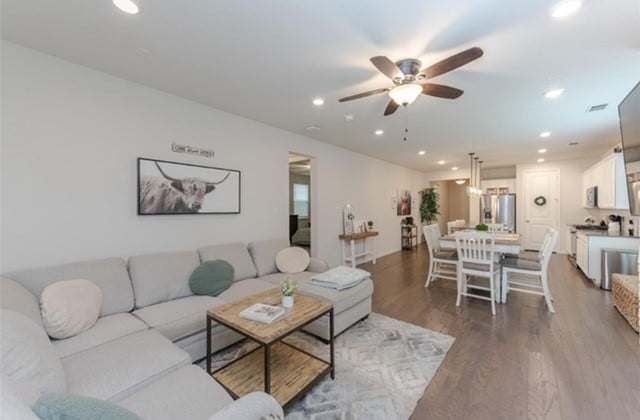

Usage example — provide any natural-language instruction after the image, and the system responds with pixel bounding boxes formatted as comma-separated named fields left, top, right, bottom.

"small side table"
left=401, top=225, right=418, bottom=250
left=338, top=231, right=378, bottom=268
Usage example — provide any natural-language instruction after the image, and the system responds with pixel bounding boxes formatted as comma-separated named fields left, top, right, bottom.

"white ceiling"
left=2, top=0, right=639, bottom=172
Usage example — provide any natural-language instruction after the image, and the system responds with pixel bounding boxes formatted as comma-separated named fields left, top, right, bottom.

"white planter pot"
left=282, top=295, right=294, bottom=308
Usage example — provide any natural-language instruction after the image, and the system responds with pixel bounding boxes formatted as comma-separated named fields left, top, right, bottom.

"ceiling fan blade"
left=370, top=56, right=403, bottom=80
left=384, top=100, right=400, bottom=116
left=338, top=88, right=389, bottom=102
left=422, top=83, right=464, bottom=99
left=420, top=47, right=484, bottom=79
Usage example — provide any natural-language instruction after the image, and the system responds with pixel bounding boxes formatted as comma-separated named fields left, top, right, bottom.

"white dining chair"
left=487, top=223, right=506, bottom=232
left=423, top=225, right=458, bottom=287
left=455, top=231, right=501, bottom=315
left=501, top=229, right=558, bottom=312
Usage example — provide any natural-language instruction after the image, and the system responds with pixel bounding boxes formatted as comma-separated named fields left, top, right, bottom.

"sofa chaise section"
left=249, top=238, right=373, bottom=340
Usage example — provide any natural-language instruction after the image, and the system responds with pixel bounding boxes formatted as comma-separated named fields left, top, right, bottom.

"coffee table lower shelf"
left=212, top=341, right=330, bottom=407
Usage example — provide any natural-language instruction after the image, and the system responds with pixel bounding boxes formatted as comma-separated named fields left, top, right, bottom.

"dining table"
left=440, top=232, right=522, bottom=255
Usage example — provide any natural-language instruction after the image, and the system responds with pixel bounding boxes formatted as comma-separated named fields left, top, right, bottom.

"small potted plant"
left=281, top=277, right=298, bottom=308
left=367, top=220, right=374, bottom=231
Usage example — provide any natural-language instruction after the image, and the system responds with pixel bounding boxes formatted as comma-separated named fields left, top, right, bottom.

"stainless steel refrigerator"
left=480, top=193, right=516, bottom=232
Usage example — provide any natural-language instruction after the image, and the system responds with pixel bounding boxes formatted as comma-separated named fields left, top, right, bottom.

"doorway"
left=429, top=179, right=470, bottom=234
left=289, top=153, right=312, bottom=254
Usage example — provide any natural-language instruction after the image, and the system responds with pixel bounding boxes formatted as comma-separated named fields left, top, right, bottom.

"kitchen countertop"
left=576, top=230, right=640, bottom=238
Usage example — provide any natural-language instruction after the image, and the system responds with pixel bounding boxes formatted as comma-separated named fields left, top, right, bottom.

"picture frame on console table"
left=137, top=157, right=241, bottom=215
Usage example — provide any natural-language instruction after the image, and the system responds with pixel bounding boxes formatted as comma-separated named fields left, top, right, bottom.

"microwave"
left=586, top=186, right=598, bottom=208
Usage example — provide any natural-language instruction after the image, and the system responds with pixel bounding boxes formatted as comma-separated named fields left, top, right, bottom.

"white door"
left=523, top=169, right=560, bottom=250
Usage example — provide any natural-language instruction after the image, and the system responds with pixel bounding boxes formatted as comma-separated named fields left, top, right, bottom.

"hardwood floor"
left=359, top=244, right=640, bottom=420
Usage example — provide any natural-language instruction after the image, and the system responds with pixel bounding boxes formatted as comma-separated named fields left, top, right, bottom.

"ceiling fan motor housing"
left=394, top=58, right=422, bottom=83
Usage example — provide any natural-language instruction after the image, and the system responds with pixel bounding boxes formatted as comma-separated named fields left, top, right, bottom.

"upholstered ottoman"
left=612, top=273, right=639, bottom=333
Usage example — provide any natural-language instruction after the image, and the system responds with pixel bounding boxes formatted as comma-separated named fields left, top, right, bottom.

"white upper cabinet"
left=583, top=153, right=629, bottom=209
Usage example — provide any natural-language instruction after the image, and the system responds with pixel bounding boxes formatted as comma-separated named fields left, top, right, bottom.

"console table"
left=338, top=231, right=378, bottom=268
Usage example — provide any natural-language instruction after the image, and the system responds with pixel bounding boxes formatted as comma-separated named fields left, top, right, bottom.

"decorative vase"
left=282, top=295, right=294, bottom=308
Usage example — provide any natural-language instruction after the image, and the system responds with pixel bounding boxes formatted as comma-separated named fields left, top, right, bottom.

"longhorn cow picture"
left=137, top=158, right=240, bottom=215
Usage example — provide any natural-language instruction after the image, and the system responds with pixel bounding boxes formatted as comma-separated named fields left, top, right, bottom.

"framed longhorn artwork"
left=137, top=158, right=241, bottom=215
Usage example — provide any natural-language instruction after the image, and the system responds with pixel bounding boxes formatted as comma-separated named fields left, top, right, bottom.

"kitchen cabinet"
left=574, top=231, right=640, bottom=286
left=576, top=232, right=589, bottom=275
left=582, top=153, right=629, bottom=209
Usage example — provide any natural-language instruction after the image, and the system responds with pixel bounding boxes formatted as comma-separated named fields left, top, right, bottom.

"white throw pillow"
left=0, top=309, right=67, bottom=397
left=40, top=279, right=103, bottom=339
left=275, top=247, right=311, bottom=274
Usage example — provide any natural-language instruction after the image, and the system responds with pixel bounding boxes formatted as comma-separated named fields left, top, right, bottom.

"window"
left=293, top=183, right=309, bottom=218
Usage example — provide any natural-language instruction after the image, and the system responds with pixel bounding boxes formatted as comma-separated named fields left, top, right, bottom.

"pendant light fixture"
left=466, top=153, right=482, bottom=197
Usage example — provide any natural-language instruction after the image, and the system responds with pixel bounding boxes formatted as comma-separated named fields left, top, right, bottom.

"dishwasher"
left=600, top=248, right=638, bottom=290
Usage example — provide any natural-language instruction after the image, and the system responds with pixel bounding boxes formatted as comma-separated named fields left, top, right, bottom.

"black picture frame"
left=137, top=157, right=241, bottom=215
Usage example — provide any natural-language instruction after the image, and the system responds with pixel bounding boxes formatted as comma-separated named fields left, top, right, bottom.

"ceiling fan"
left=339, top=47, right=483, bottom=116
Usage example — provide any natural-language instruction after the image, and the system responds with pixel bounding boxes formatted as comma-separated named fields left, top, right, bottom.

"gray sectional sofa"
left=1, top=237, right=374, bottom=419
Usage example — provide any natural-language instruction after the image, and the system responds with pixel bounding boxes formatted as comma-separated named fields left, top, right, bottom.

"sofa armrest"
left=207, top=392, right=283, bottom=420
left=307, top=258, right=329, bottom=273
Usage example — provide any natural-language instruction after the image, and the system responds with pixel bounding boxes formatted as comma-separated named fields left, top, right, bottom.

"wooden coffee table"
left=206, top=289, right=334, bottom=407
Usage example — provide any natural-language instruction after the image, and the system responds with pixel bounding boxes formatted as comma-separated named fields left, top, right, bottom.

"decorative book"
left=239, top=303, right=285, bottom=324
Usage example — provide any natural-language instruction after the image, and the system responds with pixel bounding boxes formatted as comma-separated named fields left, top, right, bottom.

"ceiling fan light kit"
left=389, top=83, right=423, bottom=105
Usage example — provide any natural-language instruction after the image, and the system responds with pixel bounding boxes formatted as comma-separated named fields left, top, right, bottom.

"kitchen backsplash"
left=586, top=208, right=637, bottom=231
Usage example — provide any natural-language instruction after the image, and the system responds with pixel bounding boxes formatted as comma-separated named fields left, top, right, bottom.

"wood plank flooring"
left=358, top=244, right=640, bottom=420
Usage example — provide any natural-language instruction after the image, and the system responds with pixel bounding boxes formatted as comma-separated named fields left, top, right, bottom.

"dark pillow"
left=189, top=260, right=234, bottom=296
left=34, top=393, right=143, bottom=420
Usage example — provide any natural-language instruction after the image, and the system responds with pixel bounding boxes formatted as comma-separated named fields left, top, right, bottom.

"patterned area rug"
left=200, top=313, right=455, bottom=419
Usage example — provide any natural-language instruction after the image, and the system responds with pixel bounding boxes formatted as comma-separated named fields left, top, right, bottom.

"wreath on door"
left=534, top=196, right=547, bottom=206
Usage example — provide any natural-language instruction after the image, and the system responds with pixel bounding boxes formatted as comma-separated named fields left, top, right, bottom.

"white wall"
left=1, top=42, right=426, bottom=272
left=516, top=157, right=598, bottom=253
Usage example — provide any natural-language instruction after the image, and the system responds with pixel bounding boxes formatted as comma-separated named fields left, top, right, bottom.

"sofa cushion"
left=1, top=309, right=66, bottom=396
left=216, top=279, right=278, bottom=304
left=128, top=251, right=200, bottom=309
left=248, top=238, right=290, bottom=276
left=34, top=393, right=142, bottom=420
left=0, top=375, right=40, bottom=420
left=53, top=313, right=148, bottom=359
left=189, top=260, right=234, bottom=296
left=0, top=277, right=44, bottom=328
left=62, top=330, right=190, bottom=402
left=197, top=243, right=258, bottom=282
left=40, top=279, right=103, bottom=339
left=4, top=258, right=134, bottom=317
left=133, top=295, right=225, bottom=342
left=260, top=273, right=374, bottom=314
left=275, top=247, right=310, bottom=274
left=118, top=365, right=232, bottom=420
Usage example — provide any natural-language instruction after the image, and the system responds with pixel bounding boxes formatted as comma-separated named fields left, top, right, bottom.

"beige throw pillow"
left=275, top=247, right=311, bottom=274
left=40, top=279, right=103, bottom=339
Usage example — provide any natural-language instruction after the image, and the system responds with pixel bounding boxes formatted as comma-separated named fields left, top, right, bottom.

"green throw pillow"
left=34, top=393, right=142, bottom=420
left=189, top=260, right=234, bottom=296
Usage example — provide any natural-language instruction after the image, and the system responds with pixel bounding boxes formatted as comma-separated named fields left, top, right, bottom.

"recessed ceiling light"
left=537, top=158, right=545, bottom=163
left=113, top=0, right=140, bottom=14
left=544, top=88, right=565, bottom=99
left=551, top=0, right=582, bottom=19
left=418, top=150, right=426, bottom=156
left=455, top=180, right=466, bottom=185
left=540, top=131, right=551, bottom=138
left=538, top=148, right=547, bottom=154
left=344, top=114, right=355, bottom=122
left=312, top=98, right=324, bottom=106
left=451, top=167, right=459, bottom=171
left=305, top=125, right=321, bottom=131
left=437, top=160, right=446, bottom=165
left=374, top=129, right=384, bottom=136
